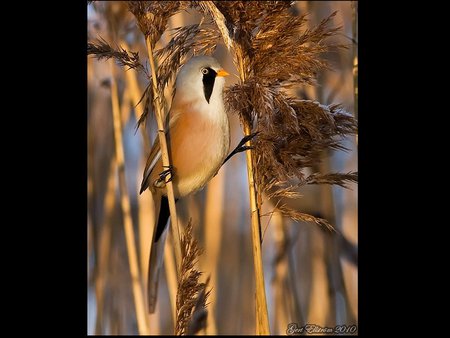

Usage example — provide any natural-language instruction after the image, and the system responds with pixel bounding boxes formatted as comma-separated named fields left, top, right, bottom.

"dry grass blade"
left=305, top=172, right=358, bottom=188
left=88, top=37, right=148, bottom=76
left=265, top=183, right=304, bottom=200
left=278, top=204, right=334, bottom=232
left=135, top=83, right=152, bottom=131
left=266, top=172, right=357, bottom=203
left=176, top=221, right=210, bottom=336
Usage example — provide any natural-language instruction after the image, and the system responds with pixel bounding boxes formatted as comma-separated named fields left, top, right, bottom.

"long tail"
left=147, top=195, right=171, bottom=313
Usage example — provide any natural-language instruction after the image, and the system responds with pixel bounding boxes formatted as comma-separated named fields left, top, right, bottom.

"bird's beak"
left=216, top=69, right=230, bottom=77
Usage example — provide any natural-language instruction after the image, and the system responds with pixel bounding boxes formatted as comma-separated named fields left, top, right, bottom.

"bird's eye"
left=201, top=68, right=209, bottom=75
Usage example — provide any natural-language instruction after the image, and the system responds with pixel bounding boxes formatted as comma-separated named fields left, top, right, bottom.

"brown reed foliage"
left=87, top=38, right=148, bottom=77
left=127, top=1, right=187, bottom=47
left=175, top=220, right=210, bottom=335
left=196, top=1, right=358, bottom=229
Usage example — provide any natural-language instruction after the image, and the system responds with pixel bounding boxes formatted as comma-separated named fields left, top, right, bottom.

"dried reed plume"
left=127, top=1, right=187, bottom=48
left=87, top=38, right=148, bottom=77
left=195, top=3, right=357, bottom=333
left=176, top=220, right=211, bottom=336
left=198, top=2, right=358, bottom=229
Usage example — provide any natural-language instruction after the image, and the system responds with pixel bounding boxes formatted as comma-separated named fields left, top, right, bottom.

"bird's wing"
left=139, top=136, right=161, bottom=194
left=139, top=111, right=181, bottom=194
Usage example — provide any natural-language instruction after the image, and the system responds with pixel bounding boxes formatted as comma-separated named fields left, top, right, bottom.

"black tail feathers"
left=155, top=196, right=170, bottom=242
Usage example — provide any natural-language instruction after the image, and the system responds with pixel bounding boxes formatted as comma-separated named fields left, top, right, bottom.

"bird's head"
left=175, top=55, right=229, bottom=105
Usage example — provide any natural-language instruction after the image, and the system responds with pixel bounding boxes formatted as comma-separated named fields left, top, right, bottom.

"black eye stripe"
left=202, top=67, right=216, bottom=104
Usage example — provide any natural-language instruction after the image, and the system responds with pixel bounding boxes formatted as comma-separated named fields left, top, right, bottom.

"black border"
left=36, top=0, right=410, bottom=335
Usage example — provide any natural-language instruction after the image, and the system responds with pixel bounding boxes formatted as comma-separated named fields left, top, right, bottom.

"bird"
left=140, top=55, right=231, bottom=313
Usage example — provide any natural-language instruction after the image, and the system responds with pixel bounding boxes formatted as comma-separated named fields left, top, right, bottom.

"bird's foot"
left=222, top=131, right=260, bottom=166
left=154, top=165, right=174, bottom=188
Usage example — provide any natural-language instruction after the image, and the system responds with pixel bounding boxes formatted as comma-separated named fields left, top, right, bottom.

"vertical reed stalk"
left=244, top=120, right=270, bottom=335
left=94, top=158, right=116, bottom=334
left=137, top=186, right=154, bottom=293
left=109, top=59, right=150, bottom=335
left=319, top=159, right=356, bottom=325
left=272, top=211, right=289, bottom=334
left=120, top=86, right=131, bottom=125
left=272, top=211, right=304, bottom=333
left=205, top=1, right=270, bottom=331
left=286, top=227, right=304, bottom=327
left=144, top=37, right=182, bottom=273
left=120, top=39, right=150, bottom=151
left=164, top=232, right=178, bottom=325
left=121, top=45, right=153, bottom=285
left=236, top=47, right=270, bottom=335
left=307, top=228, right=329, bottom=326
left=203, top=169, right=226, bottom=334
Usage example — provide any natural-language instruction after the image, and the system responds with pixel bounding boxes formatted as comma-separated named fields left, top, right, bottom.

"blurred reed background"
left=87, top=1, right=357, bottom=335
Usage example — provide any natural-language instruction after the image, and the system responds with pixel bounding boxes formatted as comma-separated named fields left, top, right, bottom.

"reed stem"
left=144, top=37, right=182, bottom=274
left=121, top=46, right=153, bottom=286
left=205, top=1, right=271, bottom=330
left=94, top=158, right=116, bottom=334
left=236, top=46, right=270, bottom=335
left=164, top=232, right=178, bottom=325
left=203, top=169, right=226, bottom=334
left=109, top=59, right=150, bottom=335
left=244, top=121, right=270, bottom=335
